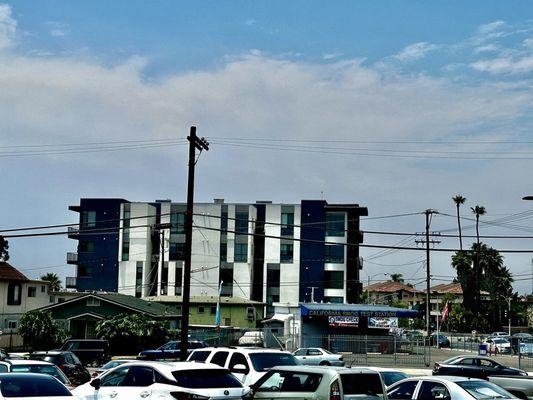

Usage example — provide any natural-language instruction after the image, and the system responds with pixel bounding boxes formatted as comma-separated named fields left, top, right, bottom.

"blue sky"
left=2, top=1, right=533, bottom=293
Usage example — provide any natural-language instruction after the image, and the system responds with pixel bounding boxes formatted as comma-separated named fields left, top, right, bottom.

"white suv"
left=188, top=347, right=299, bottom=386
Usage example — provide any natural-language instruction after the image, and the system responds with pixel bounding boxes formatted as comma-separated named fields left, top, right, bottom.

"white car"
left=252, top=366, right=387, bottom=400
left=0, top=372, right=73, bottom=399
left=387, top=375, right=515, bottom=400
left=238, top=332, right=265, bottom=347
left=293, top=348, right=344, bottom=366
left=362, top=367, right=409, bottom=387
left=0, top=359, right=72, bottom=388
left=491, top=332, right=510, bottom=338
left=187, top=347, right=299, bottom=386
left=73, top=361, right=249, bottom=400
left=485, top=337, right=512, bottom=354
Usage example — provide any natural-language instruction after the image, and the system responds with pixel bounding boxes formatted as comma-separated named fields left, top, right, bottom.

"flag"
left=215, top=281, right=223, bottom=331
left=441, top=301, right=450, bottom=322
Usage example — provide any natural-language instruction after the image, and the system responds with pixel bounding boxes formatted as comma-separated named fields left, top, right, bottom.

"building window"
left=122, top=242, right=130, bottom=261
left=123, top=205, right=131, bottom=229
left=324, top=271, right=344, bottom=289
left=81, top=211, right=96, bottom=228
left=78, top=265, right=93, bottom=277
left=267, top=264, right=280, bottom=284
left=171, top=212, right=185, bottom=235
left=324, top=296, right=344, bottom=303
left=325, top=244, right=344, bottom=263
left=169, top=242, right=185, bottom=261
left=234, top=243, right=247, bottom=262
left=210, top=306, right=217, bottom=315
left=220, top=266, right=233, bottom=297
left=220, top=242, right=227, bottom=263
left=281, top=212, right=294, bottom=237
left=198, top=306, right=205, bottom=314
left=27, top=286, right=37, bottom=298
left=7, top=320, right=17, bottom=329
left=7, top=283, right=21, bottom=305
left=161, top=262, right=168, bottom=295
left=135, top=262, right=143, bottom=298
left=325, top=212, right=345, bottom=237
left=41, top=285, right=46, bottom=293
left=86, top=298, right=100, bottom=307
left=280, top=242, right=293, bottom=263
left=79, top=241, right=95, bottom=253
left=235, top=211, right=248, bottom=234
left=175, top=267, right=183, bottom=296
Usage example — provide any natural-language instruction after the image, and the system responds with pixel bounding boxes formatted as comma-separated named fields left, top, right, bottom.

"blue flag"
left=215, top=281, right=223, bottom=329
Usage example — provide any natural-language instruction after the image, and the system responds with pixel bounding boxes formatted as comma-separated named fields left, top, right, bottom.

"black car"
left=0, top=373, right=73, bottom=398
left=433, top=355, right=527, bottom=380
left=29, top=350, right=91, bottom=386
left=429, top=334, right=451, bottom=348
left=137, top=340, right=207, bottom=360
left=59, top=339, right=110, bottom=366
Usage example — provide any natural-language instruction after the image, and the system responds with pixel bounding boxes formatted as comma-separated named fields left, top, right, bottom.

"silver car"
left=387, top=376, right=515, bottom=400
left=293, top=348, right=345, bottom=366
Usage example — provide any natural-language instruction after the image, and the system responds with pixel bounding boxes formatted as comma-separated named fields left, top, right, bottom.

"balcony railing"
left=65, top=277, right=77, bottom=289
left=67, top=227, right=79, bottom=239
left=66, top=252, right=78, bottom=264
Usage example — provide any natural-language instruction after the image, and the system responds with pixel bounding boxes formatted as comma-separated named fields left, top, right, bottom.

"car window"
left=249, top=353, right=297, bottom=372
left=229, top=353, right=250, bottom=373
left=308, top=349, right=322, bottom=356
left=458, top=358, right=475, bottom=365
left=294, top=349, right=307, bottom=356
left=211, top=351, right=229, bottom=367
left=388, top=380, right=418, bottom=400
left=380, top=372, right=409, bottom=387
left=417, top=382, right=450, bottom=400
left=70, top=353, right=82, bottom=365
left=10, top=365, right=69, bottom=384
left=172, top=369, right=243, bottom=388
left=0, top=375, right=72, bottom=398
left=257, top=371, right=322, bottom=392
left=0, top=364, right=8, bottom=373
left=123, top=366, right=155, bottom=387
left=101, top=366, right=130, bottom=387
left=457, top=380, right=512, bottom=400
left=479, top=359, right=494, bottom=367
left=63, top=341, right=79, bottom=350
left=189, top=350, right=210, bottom=362
left=340, top=373, right=384, bottom=396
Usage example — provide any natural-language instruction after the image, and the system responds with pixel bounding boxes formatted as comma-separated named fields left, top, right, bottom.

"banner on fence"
left=368, top=317, right=398, bottom=329
left=328, top=316, right=359, bottom=328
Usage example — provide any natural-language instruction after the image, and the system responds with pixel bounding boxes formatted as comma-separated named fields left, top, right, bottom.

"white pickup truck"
left=489, top=375, right=533, bottom=399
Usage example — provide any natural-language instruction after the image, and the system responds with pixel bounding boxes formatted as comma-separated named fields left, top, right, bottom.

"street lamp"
left=366, top=273, right=388, bottom=304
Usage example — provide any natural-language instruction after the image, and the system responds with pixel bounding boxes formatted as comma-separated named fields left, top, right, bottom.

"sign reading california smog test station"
left=300, top=303, right=419, bottom=318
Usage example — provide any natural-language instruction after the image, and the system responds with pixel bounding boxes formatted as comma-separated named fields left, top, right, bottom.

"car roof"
left=362, top=367, right=406, bottom=373
left=396, top=376, right=484, bottom=384
left=199, top=347, right=291, bottom=354
left=126, top=361, right=227, bottom=371
left=31, top=351, right=65, bottom=355
left=5, top=360, right=55, bottom=366
left=0, top=372, right=59, bottom=380
left=270, top=366, right=380, bottom=374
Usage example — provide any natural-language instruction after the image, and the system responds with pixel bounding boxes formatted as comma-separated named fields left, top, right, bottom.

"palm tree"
left=471, top=205, right=486, bottom=245
left=40, top=273, right=62, bottom=292
left=452, top=195, right=466, bottom=250
left=390, top=273, right=404, bottom=283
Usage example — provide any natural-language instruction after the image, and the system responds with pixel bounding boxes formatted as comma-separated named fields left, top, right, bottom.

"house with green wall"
left=145, top=295, right=265, bottom=329
left=38, top=293, right=180, bottom=339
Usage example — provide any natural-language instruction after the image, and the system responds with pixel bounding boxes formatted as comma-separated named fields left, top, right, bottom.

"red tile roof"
left=0, top=262, right=29, bottom=282
left=365, top=281, right=418, bottom=293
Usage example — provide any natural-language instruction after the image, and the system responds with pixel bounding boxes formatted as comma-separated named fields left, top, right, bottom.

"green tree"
left=471, top=205, right=486, bottom=246
left=40, top=273, right=62, bottom=291
left=0, top=236, right=9, bottom=261
left=452, top=195, right=466, bottom=250
left=18, top=310, right=69, bottom=350
left=95, top=314, right=169, bottom=355
left=390, top=273, right=404, bottom=283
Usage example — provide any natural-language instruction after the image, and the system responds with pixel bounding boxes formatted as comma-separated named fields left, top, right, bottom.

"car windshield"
left=10, top=365, right=69, bottom=384
left=340, top=373, right=384, bottom=396
left=28, top=355, right=58, bottom=364
left=0, top=375, right=72, bottom=397
left=101, top=360, right=127, bottom=370
left=493, top=339, right=508, bottom=344
left=442, top=356, right=462, bottom=364
left=380, top=372, right=408, bottom=387
left=457, top=380, right=512, bottom=399
left=249, top=353, right=298, bottom=372
left=188, top=351, right=210, bottom=362
left=172, top=370, right=243, bottom=388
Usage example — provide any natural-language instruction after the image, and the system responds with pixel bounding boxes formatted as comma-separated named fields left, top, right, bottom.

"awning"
left=262, top=314, right=293, bottom=324
left=300, top=303, right=419, bottom=318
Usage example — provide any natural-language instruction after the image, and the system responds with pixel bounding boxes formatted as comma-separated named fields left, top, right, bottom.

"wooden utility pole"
left=179, top=126, right=209, bottom=361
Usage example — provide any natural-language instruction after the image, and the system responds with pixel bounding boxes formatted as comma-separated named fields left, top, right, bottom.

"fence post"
left=394, top=335, right=397, bottom=366
left=8, top=331, right=12, bottom=352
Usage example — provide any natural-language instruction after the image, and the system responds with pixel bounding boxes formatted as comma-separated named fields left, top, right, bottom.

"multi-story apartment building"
left=68, top=198, right=367, bottom=316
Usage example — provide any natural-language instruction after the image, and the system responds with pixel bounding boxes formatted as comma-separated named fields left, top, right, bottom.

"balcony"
left=65, top=277, right=77, bottom=289
left=66, top=252, right=78, bottom=264
left=67, top=226, right=79, bottom=239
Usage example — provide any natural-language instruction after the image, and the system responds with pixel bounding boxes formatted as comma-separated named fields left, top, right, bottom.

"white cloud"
left=323, top=52, right=342, bottom=60
left=0, top=4, right=16, bottom=51
left=474, top=44, right=500, bottom=54
left=244, top=19, right=256, bottom=26
left=393, top=42, right=439, bottom=62
left=524, top=38, right=533, bottom=50
left=47, top=21, right=70, bottom=37
left=477, top=20, right=505, bottom=35
left=471, top=56, right=533, bottom=74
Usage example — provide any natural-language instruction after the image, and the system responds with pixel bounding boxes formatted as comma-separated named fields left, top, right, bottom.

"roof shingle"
left=0, top=262, right=29, bottom=282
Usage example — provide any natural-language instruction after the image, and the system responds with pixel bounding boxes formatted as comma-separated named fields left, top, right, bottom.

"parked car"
left=238, top=332, right=265, bottom=347
left=293, top=348, right=345, bottom=366
left=387, top=375, right=515, bottom=400
left=510, top=333, right=533, bottom=354
left=429, top=334, right=450, bottom=348
left=0, top=372, right=73, bottom=399
left=491, top=331, right=510, bottom=338
left=0, top=359, right=72, bottom=388
left=252, top=366, right=387, bottom=400
left=187, top=346, right=299, bottom=386
left=29, top=350, right=91, bottom=386
left=60, top=339, right=110, bottom=367
left=137, top=340, right=207, bottom=360
left=485, top=337, right=512, bottom=354
left=433, top=355, right=527, bottom=380
left=363, top=367, right=409, bottom=387
left=489, top=375, right=533, bottom=399
left=73, top=361, right=250, bottom=400
left=90, top=359, right=137, bottom=378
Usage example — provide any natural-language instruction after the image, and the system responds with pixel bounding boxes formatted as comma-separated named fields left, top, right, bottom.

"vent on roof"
left=214, top=199, right=225, bottom=204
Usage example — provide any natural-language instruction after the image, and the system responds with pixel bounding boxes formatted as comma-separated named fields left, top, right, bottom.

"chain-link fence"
left=0, top=329, right=23, bottom=352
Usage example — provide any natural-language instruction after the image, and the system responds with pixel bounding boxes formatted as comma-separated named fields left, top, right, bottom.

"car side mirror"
left=90, top=378, right=101, bottom=390
left=232, top=364, right=248, bottom=374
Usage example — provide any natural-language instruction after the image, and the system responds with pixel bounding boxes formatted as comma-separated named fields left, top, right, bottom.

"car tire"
left=319, top=361, right=330, bottom=366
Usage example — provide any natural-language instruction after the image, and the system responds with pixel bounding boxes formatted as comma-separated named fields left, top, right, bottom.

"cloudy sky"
left=2, top=1, right=533, bottom=293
